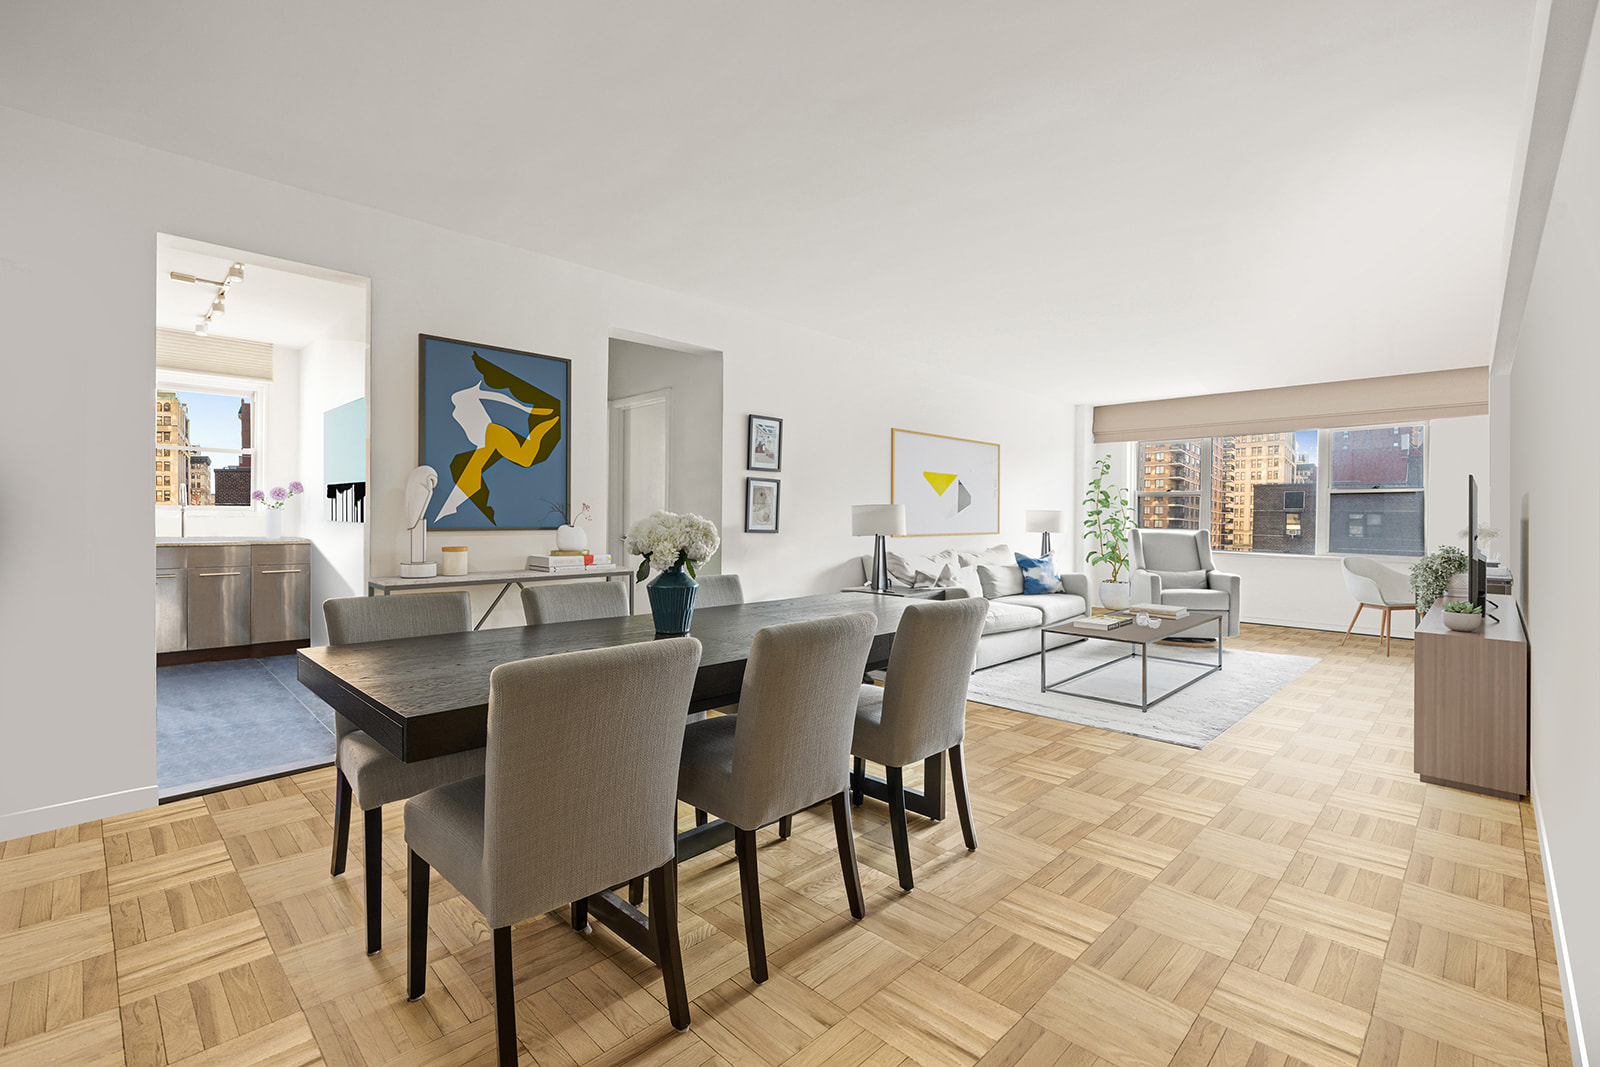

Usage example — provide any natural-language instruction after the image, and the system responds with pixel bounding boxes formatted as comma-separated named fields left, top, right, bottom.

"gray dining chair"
left=676, top=612, right=876, bottom=982
left=521, top=580, right=629, bottom=625
left=692, top=573, right=744, bottom=608
left=850, top=597, right=987, bottom=891
left=324, top=592, right=483, bottom=955
left=1340, top=555, right=1414, bottom=655
left=405, top=637, right=703, bottom=1066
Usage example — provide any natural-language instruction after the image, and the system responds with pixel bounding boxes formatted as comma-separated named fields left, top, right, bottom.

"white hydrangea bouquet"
left=624, top=510, right=720, bottom=581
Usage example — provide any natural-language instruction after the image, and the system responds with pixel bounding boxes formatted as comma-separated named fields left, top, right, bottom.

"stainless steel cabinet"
left=187, top=545, right=252, bottom=648
left=156, top=546, right=187, bottom=653
left=251, top=543, right=311, bottom=643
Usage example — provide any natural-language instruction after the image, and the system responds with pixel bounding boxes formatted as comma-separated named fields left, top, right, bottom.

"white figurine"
left=400, top=466, right=439, bottom=578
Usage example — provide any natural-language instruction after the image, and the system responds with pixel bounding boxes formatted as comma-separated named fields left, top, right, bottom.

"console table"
left=1413, top=594, right=1528, bottom=798
left=368, top=566, right=635, bottom=629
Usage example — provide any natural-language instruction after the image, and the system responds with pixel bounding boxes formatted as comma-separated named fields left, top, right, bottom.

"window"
left=1326, top=425, right=1424, bottom=555
left=155, top=378, right=261, bottom=507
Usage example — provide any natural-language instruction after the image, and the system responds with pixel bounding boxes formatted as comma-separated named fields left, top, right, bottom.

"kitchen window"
left=155, top=373, right=264, bottom=507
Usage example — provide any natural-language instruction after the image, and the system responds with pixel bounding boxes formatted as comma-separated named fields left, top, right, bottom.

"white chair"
left=1340, top=556, right=1413, bottom=655
left=1129, top=528, right=1241, bottom=638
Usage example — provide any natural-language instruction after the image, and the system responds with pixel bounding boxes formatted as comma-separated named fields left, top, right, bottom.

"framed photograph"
left=745, top=477, right=780, bottom=533
left=418, top=334, right=571, bottom=530
left=747, top=414, right=783, bottom=471
left=891, top=428, right=1001, bottom=536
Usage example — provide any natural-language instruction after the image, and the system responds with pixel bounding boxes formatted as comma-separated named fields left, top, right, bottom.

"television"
left=1466, top=475, right=1495, bottom=620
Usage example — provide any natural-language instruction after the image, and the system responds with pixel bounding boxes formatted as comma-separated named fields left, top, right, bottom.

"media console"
left=1413, top=593, right=1528, bottom=798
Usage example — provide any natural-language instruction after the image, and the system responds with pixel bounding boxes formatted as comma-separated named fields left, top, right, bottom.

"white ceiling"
left=156, top=239, right=369, bottom=349
left=1, top=1, right=1536, bottom=402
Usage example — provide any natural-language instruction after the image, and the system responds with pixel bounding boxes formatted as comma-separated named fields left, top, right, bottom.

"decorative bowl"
left=1442, top=610, right=1483, bottom=632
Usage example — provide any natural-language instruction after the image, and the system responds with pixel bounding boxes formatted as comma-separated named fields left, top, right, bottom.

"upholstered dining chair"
left=677, top=612, right=876, bottom=982
left=521, top=579, right=629, bottom=624
left=850, top=597, right=988, bottom=891
left=1340, top=556, right=1414, bottom=656
left=324, top=592, right=482, bottom=955
left=405, top=638, right=703, bottom=1066
left=1129, top=528, right=1241, bottom=638
left=693, top=573, right=745, bottom=608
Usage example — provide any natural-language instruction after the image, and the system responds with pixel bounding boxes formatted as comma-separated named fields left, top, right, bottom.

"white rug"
left=965, top=641, right=1318, bottom=749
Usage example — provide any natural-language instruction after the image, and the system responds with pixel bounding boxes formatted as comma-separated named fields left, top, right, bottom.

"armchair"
left=1129, top=528, right=1240, bottom=638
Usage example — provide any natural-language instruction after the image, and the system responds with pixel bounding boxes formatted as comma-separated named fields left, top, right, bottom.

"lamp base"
left=400, top=561, right=437, bottom=578
left=869, top=534, right=891, bottom=593
left=1039, top=531, right=1052, bottom=558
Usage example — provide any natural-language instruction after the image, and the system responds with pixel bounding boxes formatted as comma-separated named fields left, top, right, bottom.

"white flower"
left=624, top=509, right=721, bottom=572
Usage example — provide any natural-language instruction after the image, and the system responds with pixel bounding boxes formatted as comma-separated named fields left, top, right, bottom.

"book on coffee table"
left=1075, top=613, right=1135, bottom=630
left=1130, top=603, right=1188, bottom=618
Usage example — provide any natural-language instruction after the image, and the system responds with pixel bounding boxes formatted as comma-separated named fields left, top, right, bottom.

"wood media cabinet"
left=1413, top=594, right=1528, bottom=799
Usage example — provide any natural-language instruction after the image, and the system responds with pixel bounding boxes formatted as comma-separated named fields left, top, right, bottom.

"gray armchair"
left=1129, top=528, right=1240, bottom=638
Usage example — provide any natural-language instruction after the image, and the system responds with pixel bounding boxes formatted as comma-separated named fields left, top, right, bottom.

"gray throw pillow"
left=1161, top=569, right=1209, bottom=589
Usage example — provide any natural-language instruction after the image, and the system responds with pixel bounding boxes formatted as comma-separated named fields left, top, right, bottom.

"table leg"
left=474, top=581, right=520, bottom=630
left=1141, top=644, right=1149, bottom=712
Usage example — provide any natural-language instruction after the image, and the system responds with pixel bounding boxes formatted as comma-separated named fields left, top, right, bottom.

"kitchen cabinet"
left=187, top=544, right=253, bottom=648
left=251, top=542, right=311, bottom=643
left=156, top=545, right=188, bottom=653
left=157, top=539, right=312, bottom=661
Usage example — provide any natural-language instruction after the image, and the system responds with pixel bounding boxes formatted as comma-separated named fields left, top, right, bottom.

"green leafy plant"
left=1409, top=545, right=1468, bottom=610
left=1444, top=600, right=1483, bottom=614
left=1082, top=455, right=1133, bottom=582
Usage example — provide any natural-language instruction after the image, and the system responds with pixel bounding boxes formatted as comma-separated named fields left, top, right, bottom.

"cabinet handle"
left=261, top=568, right=302, bottom=574
left=156, top=573, right=178, bottom=579
left=198, top=571, right=242, bottom=577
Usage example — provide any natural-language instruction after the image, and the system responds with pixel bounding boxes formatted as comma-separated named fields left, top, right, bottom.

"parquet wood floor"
left=0, top=626, right=1572, bottom=1066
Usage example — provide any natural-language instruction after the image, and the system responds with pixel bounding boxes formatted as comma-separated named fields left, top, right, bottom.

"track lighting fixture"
left=168, top=262, right=245, bottom=331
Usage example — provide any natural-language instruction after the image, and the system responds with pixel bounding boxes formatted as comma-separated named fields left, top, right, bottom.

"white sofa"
left=854, top=544, right=1090, bottom=669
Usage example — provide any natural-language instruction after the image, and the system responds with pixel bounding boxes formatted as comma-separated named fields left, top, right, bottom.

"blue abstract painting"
left=419, top=335, right=570, bottom=530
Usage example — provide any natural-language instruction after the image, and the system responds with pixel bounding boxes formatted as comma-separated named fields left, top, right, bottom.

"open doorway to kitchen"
left=154, top=234, right=370, bottom=800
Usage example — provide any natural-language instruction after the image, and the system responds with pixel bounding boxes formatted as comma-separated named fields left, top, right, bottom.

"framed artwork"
left=745, top=477, right=780, bottom=533
left=418, top=334, right=571, bottom=530
left=891, top=428, right=1001, bottom=536
left=747, top=414, right=783, bottom=471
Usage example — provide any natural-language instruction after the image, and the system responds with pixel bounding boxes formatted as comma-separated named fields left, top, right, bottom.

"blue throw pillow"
left=1014, top=552, right=1057, bottom=595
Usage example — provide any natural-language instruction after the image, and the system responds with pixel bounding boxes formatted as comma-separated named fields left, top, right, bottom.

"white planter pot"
left=1442, top=611, right=1483, bottom=632
left=1446, top=572, right=1469, bottom=598
left=1099, top=580, right=1131, bottom=611
left=556, top=524, right=588, bottom=552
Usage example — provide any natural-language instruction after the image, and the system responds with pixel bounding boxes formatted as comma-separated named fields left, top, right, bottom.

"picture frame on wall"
left=747, top=414, right=783, bottom=471
left=891, top=427, right=1001, bottom=536
left=418, top=334, right=571, bottom=530
left=745, top=477, right=780, bottom=533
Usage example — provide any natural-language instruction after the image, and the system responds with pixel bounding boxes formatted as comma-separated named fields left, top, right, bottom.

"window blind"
left=1092, top=367, right=1487, bottom=443
left=155, top=329, right=274, bottom=381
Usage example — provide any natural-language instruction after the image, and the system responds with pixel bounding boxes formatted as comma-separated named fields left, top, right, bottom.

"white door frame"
left=608, top=389, right=672, bottom=561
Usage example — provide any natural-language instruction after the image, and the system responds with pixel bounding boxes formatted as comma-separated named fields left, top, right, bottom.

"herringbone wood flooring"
left=0, top=626, right=1572, bottom=1065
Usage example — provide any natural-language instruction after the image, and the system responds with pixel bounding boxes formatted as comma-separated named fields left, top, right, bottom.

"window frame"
left=154, top=370, right=268, bottom=510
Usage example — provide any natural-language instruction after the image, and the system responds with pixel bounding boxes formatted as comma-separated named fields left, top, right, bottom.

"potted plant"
left=1442, top=600, right=1484, bottom=632
left=1409, top=545, right=1468, bottom=611
left=1082, top=456, right=1134, bottom=610
left=625, top=510, right=721, bottom=636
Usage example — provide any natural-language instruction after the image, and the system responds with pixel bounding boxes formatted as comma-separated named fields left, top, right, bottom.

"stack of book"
left=1076, top=613, right=1135, bottom=630
left=527, top=552, right=614, bottom=571
left=1130, top=603, right=1188, bottom=619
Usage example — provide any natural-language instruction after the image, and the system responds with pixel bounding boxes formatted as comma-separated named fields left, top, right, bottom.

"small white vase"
left=1099, top=580, right=1131, bottom=611
left=265, top=509, right=283, bottom=540
left=556, top=524, right=588, bottom=552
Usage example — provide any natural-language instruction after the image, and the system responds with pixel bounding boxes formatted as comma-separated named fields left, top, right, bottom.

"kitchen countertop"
left=156, top=537, right=312, bottom=546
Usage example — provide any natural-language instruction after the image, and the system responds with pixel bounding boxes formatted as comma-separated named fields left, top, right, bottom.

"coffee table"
left=1040, top=610, right=1225, bottom=713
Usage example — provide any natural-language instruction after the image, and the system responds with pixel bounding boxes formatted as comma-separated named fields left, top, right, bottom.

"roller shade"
left=156, top=329, right=274, bottom=380
left=1092, top=367, right=1487, bottom=443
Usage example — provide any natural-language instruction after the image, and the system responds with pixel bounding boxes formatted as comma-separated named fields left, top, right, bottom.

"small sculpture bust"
left=401, top=466, right=439, bottom=577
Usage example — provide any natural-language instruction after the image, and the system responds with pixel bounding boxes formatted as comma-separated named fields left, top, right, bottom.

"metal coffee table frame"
left=1040, top=610, right=1225, bottom=713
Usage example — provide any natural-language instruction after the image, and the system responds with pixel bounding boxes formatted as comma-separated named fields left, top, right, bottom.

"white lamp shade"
left=852, top=504, right=907, bottom=537
left=1026, top=509, right=1067, bottom=533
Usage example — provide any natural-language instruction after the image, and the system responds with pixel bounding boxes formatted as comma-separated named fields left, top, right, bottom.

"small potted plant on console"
left=1441, top=600, right=1484, bottom=632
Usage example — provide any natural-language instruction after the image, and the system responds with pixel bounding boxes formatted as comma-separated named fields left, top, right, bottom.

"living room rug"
left=965, top=642, right=1319, bottom=749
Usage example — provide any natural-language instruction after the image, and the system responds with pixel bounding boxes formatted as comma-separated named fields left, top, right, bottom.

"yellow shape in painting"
left=923, top=471, right=958, bottom=496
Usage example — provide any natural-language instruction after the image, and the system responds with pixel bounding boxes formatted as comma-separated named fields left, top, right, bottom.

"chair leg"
left=830, top=793, right=866, bottom=920
left=330, top=768, right=353, bottom=877
left=492, top=925, right=518, bottom=1067
left=407, top=849, right=429, bottom=1001
left=1382, top=608, right=1392, bottom=655
left=851, top=757, right=865, bottom=807
left=949, top=745, right=978, bottom=852
left=694, top=808, right=708, bottom=827
left=628, top=876, right=645, bottom=906
left=733, top=827, right=768, bottom=982
left=570, top=897, right=589, bottom=931
left=886, top=766, right=914, bottom=892
left=1341, top=604, right=1363, bottom=646
left=649, top=860, right=691, bottom=1031
left=364, top=806, right=383, bottom=955
left=777, top=815, right=792, bottom=839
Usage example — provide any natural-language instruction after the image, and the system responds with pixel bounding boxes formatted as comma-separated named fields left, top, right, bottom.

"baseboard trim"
left=0, top=785, right=160, bottom=843
left=1532, top=773, right=1588, bottom=1067
left=1240, top=613, right=1415, bottom=640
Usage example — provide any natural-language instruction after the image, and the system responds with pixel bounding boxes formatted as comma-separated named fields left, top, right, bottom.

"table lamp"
left=852, top=504, right=906, bottom=593
left=1026, top=509, right=1066, bottom=558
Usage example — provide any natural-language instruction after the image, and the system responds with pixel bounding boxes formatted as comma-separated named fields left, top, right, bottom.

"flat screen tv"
left=1466, top=475, right=1494, bottom=619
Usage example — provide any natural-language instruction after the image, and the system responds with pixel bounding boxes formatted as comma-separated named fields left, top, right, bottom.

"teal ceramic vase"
left=648, top=565, right=698, bottom=636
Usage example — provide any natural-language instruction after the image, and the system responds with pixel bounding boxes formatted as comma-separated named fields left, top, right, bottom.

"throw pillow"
left=958, top=543, right=1014, bottom=569
left=1014, top=552, right=1058, bottom=595
left=977, top=562, right=1024, bottom=598
left=952, top=564, right=984, bottom=597
left=1161, top=569, right=1209, bottom=589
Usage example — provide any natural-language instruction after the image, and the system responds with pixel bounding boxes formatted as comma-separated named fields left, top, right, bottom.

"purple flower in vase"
left=269, top=486, right=289, bottom=503
left=251, top=489, right=265, bottom=503
left=288, top=481, right=305, bottom=495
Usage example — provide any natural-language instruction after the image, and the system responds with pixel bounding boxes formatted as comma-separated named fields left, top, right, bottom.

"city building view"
left=1137, top=425, right=1424, bottom=555
left=154, top=391, right=253, bottom=506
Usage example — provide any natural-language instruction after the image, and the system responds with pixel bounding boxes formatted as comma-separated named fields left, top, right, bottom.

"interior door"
left=609, top=391, right=669, bottom=610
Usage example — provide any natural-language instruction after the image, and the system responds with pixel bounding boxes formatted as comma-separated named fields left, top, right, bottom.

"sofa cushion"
left=1161, top=588, right=1230, bottom=612
left=959, top=544, right=1013, bottom=568
left=951, top=565, right=984, bottom=597
left=978, top=563, right=1024, bottom=598
left=1159, top=569, right=1210, bottom=589
left=888, top=549, right=961, bottom=587
left=982, top=601, right=1040, bottom=636
left=1014, top=552, right=1057, bottom=595
left=995, top=593, right=1087, bottom=626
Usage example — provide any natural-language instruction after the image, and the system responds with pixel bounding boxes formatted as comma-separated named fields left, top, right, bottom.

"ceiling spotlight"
left=211, top=295, right=226, bottom=315
left=224, top=263, right=244, bottom=286
left=194, top=321, right=208, bottom=336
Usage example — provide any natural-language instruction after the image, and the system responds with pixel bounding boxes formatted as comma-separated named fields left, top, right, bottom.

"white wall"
left=0, top=105, right=1076, bottom=839
left=1508, top=5, right=1600, bottom=1057
left=299, top=339, right=368, bottom=645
